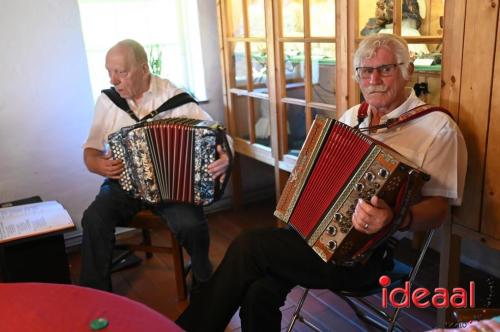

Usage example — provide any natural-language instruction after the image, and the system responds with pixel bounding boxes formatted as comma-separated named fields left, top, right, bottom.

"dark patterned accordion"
left=274, top=116, right=429, bottom=263
left=108, top=118, right=231, bottom=206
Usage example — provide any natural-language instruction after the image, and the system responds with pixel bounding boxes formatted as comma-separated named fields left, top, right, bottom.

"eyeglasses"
left=355, top=63, right=405, bottom=79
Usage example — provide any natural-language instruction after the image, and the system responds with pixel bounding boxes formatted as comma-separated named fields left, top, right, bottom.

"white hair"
left=353, top=34, right=412, bottom=81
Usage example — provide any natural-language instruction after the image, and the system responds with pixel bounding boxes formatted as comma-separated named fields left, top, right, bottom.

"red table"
left=0, top=282, right=183, bottom=332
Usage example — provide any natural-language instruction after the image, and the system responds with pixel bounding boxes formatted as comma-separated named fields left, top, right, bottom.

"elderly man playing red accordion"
left=176, top=33, right=468, bottom=332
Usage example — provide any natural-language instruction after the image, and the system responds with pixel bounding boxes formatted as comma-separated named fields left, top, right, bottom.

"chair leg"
left=287, top=288, right=322, bottom=332
left=287, top=288, right=309, bottom=332
left=141, top=228, right=153, bottom=258
left=387, top=306, right=404, bottom=332
left=170, top=232, right=187, bottom=301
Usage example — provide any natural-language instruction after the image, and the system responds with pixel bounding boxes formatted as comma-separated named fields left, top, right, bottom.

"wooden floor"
left=67, top=200, right=445, bottom=332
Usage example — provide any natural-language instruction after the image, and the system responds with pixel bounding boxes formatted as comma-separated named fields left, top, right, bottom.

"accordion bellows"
left=108, top=118, right=230, bottom=206
left=275, top=116, right=429, bottom=263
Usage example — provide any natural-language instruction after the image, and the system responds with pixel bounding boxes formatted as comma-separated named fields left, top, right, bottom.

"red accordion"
left=274, top=116, right=429, bottom=263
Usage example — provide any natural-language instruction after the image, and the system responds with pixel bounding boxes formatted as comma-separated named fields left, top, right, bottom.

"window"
left=78, top=0, right=207, bottom=101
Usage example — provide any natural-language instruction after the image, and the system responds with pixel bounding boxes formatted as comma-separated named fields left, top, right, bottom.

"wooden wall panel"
left=453, top=0, right=498, bottom=231
left=481, top=17, right=500, bottom=238
left=440, top=0, right=466, bottom=120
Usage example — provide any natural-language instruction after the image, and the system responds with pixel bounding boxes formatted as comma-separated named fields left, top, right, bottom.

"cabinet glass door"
left=355, top=0, right=445, bottom=106
left=277, top=0, right=337, bottom=168
left=222, top=0, right=274, bottom=165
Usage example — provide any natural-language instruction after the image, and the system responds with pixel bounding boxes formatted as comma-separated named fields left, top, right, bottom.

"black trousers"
left=79, top=179, right=211, bottom=291
left=176, top=227, right=388, bottom=332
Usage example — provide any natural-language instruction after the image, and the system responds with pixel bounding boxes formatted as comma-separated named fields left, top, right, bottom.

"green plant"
left=148, top=44, right=162, bottom=76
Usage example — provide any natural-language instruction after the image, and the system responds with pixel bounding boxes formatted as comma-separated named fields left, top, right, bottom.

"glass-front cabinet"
left=221, top=0, right=273, bottom=169
left=353, top=0, right=445, bottom=105
left=217, top=0, right=448, bottom=199
left=278, top=0, right=337, bottom=171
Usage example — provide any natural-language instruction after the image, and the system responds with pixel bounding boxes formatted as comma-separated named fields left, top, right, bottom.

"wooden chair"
left=113, top=209, right=188, bottom=301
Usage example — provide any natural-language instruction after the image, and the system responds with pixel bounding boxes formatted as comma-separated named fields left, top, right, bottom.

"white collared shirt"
left=83, top=75, right=212, bottom=151
left=339, top=89, right=467, bottom=206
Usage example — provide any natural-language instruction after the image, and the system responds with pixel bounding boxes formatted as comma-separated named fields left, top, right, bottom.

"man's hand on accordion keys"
left=84, top=148, right=124, bottom=180
left=207, top=145, right=230, bottom=183
left=99, top=150, right=125, bottom=180
left=352, top=196, right=394, bottom=234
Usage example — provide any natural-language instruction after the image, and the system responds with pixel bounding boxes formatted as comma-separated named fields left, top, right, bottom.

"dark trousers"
left=176, top=227, right=388, bottom=332
left=79, top=179, right=212, bottom=291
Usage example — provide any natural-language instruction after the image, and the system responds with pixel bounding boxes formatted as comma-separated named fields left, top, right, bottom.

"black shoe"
left=188, top=275, right=209, bottom=302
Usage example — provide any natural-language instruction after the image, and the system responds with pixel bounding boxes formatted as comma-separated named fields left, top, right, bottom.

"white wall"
left=197, top=0, right=225, bottom=123
left=0, top=0, right=99, bottom=233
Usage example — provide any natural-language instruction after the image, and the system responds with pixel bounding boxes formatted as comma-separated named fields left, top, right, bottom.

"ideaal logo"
left=379, top=275, right=475, bottom=309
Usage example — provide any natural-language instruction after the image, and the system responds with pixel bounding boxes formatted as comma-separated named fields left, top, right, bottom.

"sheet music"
left=0, top=201, right=75, bottom=244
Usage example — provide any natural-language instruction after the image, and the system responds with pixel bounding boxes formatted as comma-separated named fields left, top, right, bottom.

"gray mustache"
left=366, top=86, right=387, bottom=93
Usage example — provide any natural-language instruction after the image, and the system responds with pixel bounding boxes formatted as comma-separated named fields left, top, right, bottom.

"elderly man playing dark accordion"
left=176, top=33, right=468, bottom=332
left=79, top=39, right=231, bottom=292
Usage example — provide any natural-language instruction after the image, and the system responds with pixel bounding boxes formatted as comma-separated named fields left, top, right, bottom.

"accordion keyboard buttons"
left=110, top=144, right=134, bottom=192
left=327, top=225, right=337, bottom=236
left=355, top=183, right=364, bottom=192
left=334, top=212, right=342, bottom=221
left=378, top=168, right=390, bottom=178
left=364, top=172, right=375, bottom=182
left=328, top=240, right=337, bottom=251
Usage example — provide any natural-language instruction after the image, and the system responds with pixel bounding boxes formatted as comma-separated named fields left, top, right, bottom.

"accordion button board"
left=274, top=116, right=429, bottom=263
left=107, top=118, right=231, bottom=206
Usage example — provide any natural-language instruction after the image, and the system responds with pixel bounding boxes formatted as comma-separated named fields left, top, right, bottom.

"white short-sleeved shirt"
left=339, top=89, right=467, bottom=206
left=83, top=75, right=213, bottom=151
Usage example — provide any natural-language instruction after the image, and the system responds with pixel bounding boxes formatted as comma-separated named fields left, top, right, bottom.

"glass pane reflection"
left=248, top=0, right=266, bottom=37
left=232, top=94, right=249, bottom=139
left=282, top=0, right=304, bottom=37
left=285, top=103, right=307, bottom=155
left=402, top=0, right=444, bottom=37
left=253, top=98, right=271, bottom=148
left=310, top=0, right=336, bottom=36
left=231, top=42, right=247, bottom=89
left=412, top=43, right=441, bottom=106
left=284, top=43, right=305, bottom=99
left=230, top=0, right=244, bottom=37
left=311, top=43, right=336, bottom=105
left=358, top=0, right=444, bottom=38
left=251, top=43, right=268, bottom=92
left=312, top=107, right=336, bottom=121
left=359, top=0, right=390, bottom=36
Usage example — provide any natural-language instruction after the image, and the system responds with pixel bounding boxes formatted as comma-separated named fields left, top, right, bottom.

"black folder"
left=0, top=196, right=72, bottom=284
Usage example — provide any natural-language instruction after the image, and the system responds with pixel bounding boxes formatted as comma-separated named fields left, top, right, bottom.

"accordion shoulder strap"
left=356, top=102, right=453, bottom=132
left=355, top=102, right=370, bottom=128
left=101, top=87, right=140, bottom=122
left=101, top=87, right=199, bottom=123
left=141, top=92, right=199, bottom=122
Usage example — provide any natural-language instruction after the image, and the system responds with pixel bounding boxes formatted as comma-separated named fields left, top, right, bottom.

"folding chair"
left=287, top=230, right=435, bottom=332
